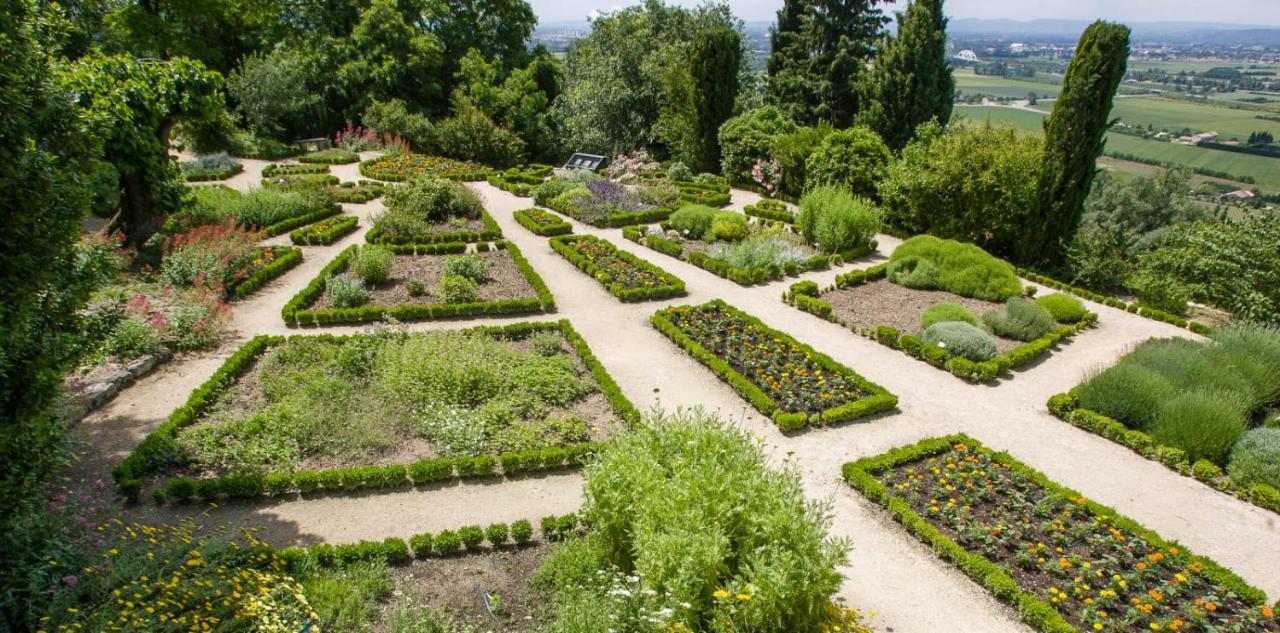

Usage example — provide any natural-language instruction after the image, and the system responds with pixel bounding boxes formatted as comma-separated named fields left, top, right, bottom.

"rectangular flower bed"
left=550, top=235, right=685, bottom=302
left=651, top=300, right=897, bottom=430
left=230, top=246, right=302, bottom=298
left=289, top=215, right=358, bottom=246
left=743, top=199, right=795, bottom=223
left=111, top=320, right=638, bottom=503
left=359, top=153, right=492, bottom=182
left=281, top=241, right=553, bottom=326
left=364, top=207, right=502, bottom=244
left=844, top=434, right=1280, bottom=633
left=784, top=263, right=1096, bottom=383
left=514, top=208, right=572, bottom=236
left=487, top=165, right=552, bottom=196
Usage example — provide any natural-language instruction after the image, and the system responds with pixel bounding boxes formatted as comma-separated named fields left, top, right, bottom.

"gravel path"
left=67, top=175, right=1280, bottom=633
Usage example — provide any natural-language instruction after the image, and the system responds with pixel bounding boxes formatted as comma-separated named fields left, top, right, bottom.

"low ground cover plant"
left=887, top=235, right=1022, bottom=302
left=299, top=147, right=360, bottom=164
left=359, top=153, right=492, bottom=182
left=514, top=207, right=572, bottom=236
left=170, top=186, right=338, bottom=236
left=369, top=175, right=497, bottom=244
left=743, top=198, right=795, bottom=223
left=534, top=410, right=871, bottom=633
left=290, top=214, right=358, bottom=246
left=982, top=297, right=1057, bottom=342
left=845, top=435, right=1280, bottom=633
left=180, top=152, right=243, bottom=181
left=550, top=235, right=686, bottom=302
left=1075, top=323, right=1280, bottom=476
left=652, top=301, right=897, bottom=429
left=922, top=321, right=997, bottom=362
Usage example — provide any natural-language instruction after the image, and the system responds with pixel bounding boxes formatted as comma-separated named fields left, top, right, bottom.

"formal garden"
left=6, top=1, right=1280, bottom=632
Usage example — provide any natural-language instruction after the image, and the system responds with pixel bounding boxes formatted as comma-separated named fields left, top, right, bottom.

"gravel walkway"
left=67, top=174, right=1280, bottom=633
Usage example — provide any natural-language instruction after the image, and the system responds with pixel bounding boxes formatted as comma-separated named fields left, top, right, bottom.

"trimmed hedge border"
left=289, top=215, right=358, bottom=246
left=549, top=235, right=686, bottom=302
left=358, top=154, right=492, bottom=182
left=514, top=208, right=572, bottom=236
left=329, top=181, right=388, bottom=203
left=281, top=240, right=554, bottom=326
left=1016, top=268, right=1213, bottom=335
left=116, top=319, right=638, bottom=504
left=843, top=434, right=1279, bottom=633
left=651, top=300, right=897, bottom=431
left=261, top=162, right=329, bottom=177
left=784, top=265, right=1098, bottom=383
left=183, top=164, right=244, bottom=182
left=678, top=185, right=731, bottom=207
left=365, top=207, right=503, bottom=244
left=297, top=149, right=360, bottom=165
left=623, top=224, right=875, bottom=286
left=546, top=198, right=678, bottom=228
left=230, top=246, right=302, bottom=299
left=275, top=513, right=583, bottom=572
left=487, top=166, right=551, bottom=196
left=259, top=205, right=342, bottom=238
left=743, top=200, right=795, bottom=223
left=1047, top=392, right=1280, bottom=516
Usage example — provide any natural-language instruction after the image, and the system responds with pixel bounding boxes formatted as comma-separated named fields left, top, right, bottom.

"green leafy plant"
left=797, top=186, right=881, bottom=254
left=405, top=278, right=428, bottom=297
left=922, top=321, right=997, bottom=362
left=887, top=235, right=1021, bottom=301
left=325, top=273, right=370, bottom=308
left=349, top=246, right=393, bottom=285
left=437, top=274, right=477, bottom=304
left=920, top=302, right=978, bottom=330
left=667, top=204, right=718, bottom=238
left=710, top=211, right=749, bottom=241
left=1227, top=428, right=1280, bottom=489
left=441, top=254, right=489, bottom=283
left=1149, top=390, right=1250, bottom=465
left=1034, top=292, right=1087, bottom=323
left=982, top=298, right=1057, bottom=342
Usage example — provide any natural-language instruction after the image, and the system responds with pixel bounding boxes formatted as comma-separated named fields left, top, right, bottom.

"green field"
left=1126, top=59, right=1280, bottom=76
left=954, top=104, right=1280, bottom=191
left=1033, top=96, right=1280, bottom=140
left=953, top=68, right=1061, bottom=99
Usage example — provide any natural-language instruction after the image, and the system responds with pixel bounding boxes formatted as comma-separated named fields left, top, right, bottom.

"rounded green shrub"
left=350, top=245, right=393, bottom=285
left=667, top=161, right=693, bottom=181
left=668, top=204, right=718, bottom=238
left=384, top=175, right=483, bottom=222
left=920, top=302, right=978, bottom=330
left=1077, top=361, right=1175, bottom=431
left=796, top=186, right=881, bottom=254
left=1035, top=293, right=1087, bottom=323
left=442, top=254, right=490, bottom=283
left=710, top=211, right=749, bottom=242
left=887, top=235, right=1021, bottom=301
left=1150, top=390, right=1250, bottom=465
left=406, top=278, right=428, bottom=297
left=548, top=187, right=592, bottom=212
left=325, top=273, right=370, bottom=308
left=982, top=298, right=1056, bottom=342
left=803, top=126, right=892, bottom=198
left=922, top=321, right=998, bottom=362
left=1227, top=428, right=1280, bottom=489
left=888, top=256, right=940, bottom=290
left=438, top=274, right=477, bottom=304
left=533, top=178, right=582, bottom=207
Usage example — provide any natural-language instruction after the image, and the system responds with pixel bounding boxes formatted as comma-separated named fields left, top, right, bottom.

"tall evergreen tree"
left=859, top=0, right=954, bottom=151
left=766, top=0, right=887, bottom=126
left=1022, top=20, right=1129, bottom=266
left=688, top=27, right=742, bottom=172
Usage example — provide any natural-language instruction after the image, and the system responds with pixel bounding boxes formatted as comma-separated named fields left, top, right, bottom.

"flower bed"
left=327, top=180, right=388, bottom=203
left=550, top=235, right=686, bottom=302
left=359, top=153, right=493, bottom=182
left=514, top=208, right=572, bottom=236
left=261, top=173, right=340, bottom=190
left=229, top=246, right=302, bottom=298
left=289, top=215, right=358, bottom=246
left=297, top=147, right=360, bottom=164
left=111, top=320, right=637, bottom=503
left=677, top=183, right=731, bottom=207
left=258, top=205, right=342, bottom=237
left=183, top=163, right=243, bottom=182
left=622, top=224, right=871, bottom=286
left=281, top=241, right=553, bottom=326
left=844, top=435, right=1280, bottom=633
left=261, top=162, right=329, bottom=177
left=651, top=300, right=897, bottom=430
left=487, top=165, right=552, bottom=196
left=364, top=207, right=503, bottom=244
left=784, top=265, right=1097, bottom=383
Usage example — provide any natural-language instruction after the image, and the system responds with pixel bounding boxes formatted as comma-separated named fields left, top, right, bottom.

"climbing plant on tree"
left=59, top=54, right=223, bottom=247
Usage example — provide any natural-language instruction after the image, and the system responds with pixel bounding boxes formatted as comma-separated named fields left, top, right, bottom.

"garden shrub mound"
left=845, top=435, right=1280, bottom=633
left=921, top=302, right=978, bottom=329
left=1036, top=292, right=1088, bottom=324
left=152, top=325, right=627, bottom=484
left=743, top=198, right=795, bottom=223
left=282, top=242, right=553, bottom=326
left=180, top=152, right=242, bottom=181
left=1076, top=323, right=1280, bottom=468
left=368, top=175, right=499, bottom=244
left=535, top=410, right=869, bottom=633
left=922, top=321, right=997, bottom=362
left=982, top=297, right=1057, bottom=342
left=886, top=235, right=1022, bottom=302
left=170, top=186, right=339, bottom=237
left=550, top=235, right=686, bottom=302
left=359, top=153, right=492, bottom=182
left=796, top=185, right=881, bottom=255
left=651, top=301, right=897, bottom=430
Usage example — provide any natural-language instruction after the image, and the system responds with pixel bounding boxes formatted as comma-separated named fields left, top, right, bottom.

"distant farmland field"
left=1032, top=96, right=1280, bottom=140
left=953, top=68, right=1061, bottom=99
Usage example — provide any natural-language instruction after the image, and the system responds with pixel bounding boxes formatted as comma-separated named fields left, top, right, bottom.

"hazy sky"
left=536, top=0, right=1280, bottom=25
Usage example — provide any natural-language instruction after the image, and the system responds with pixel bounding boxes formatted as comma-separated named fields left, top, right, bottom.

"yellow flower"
left=736, top=593, right=751, bottom=601
left=713, top=589, right=730, bottom=600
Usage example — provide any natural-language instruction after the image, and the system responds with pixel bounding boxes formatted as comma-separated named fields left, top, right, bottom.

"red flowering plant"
left=333, top=122, right=381, bottom=151
left=159, top=221, right=261, bottom=297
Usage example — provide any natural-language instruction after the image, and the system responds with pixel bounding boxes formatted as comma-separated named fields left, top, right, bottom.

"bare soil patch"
left=313, top=250, right=536, bottom=310
left=380, top=544, right=551, bottom=632
left=823, top=279, right=1022, bottom=353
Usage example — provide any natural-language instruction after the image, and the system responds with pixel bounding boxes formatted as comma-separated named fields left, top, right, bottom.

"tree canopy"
left=859, top=0, right=954, bottom=151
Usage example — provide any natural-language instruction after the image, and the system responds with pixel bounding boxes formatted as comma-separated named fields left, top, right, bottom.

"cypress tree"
left=765, top=0, right=815, bottom=123
left=859, top=0, right=954, bottom=151
left=689, top=27, right=742, bottom=173
left=1023, top=20, right=1130, bottom=266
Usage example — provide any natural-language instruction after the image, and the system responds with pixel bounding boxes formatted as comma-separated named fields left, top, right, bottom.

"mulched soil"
left=823, top=279, right=1022, bottom=353
left=313, top=250, right=535, bottom=310
left=421, top=217, right=488, bottom=235
left=379, top=543, right=552, bottom=632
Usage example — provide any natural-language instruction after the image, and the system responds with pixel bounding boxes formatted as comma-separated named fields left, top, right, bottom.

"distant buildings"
left=954, top=49, right=979, bottom=63
left=1175, top=131, right=1220, bottom=145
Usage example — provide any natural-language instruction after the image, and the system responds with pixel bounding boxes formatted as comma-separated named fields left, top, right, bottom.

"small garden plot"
left=289, top=214, right=358, bottom=246
left=297, top=147, right=359, bottom=164
left=787, top=235, right=1095, bottom=383
left=282, top=242, right=553, bottom=326
left=161, top=223, right=302, bottom=299
left=651, top=300, right=897, bottom=430
left=327, top=179, right=388, bottom=203
left=366, top=175, right=501, bottom=244
left=845, top=435, right=1280, bottom=633
left=359, top=153, right=492, bottom=182
left=113, top=321, right=636, bottom=502
left=170, top=185, right=340, bottom=237
left=487, top=164, right=553, bottom=196
left=550, top=235, right=686, bottom=302
left=180, top=152, right=243, bottom=181
left=1049, top=323, right=1280, bottom=515
left=537, top=174, right=680, bottom=227
left=744, top=198, right=796, bottom=223
left=513, top=207, right=571, bottom=236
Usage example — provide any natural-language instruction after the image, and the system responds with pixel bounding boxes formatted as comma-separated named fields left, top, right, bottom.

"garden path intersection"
left=72, top=161, right=1280, bottom=632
